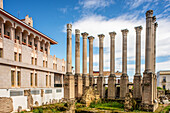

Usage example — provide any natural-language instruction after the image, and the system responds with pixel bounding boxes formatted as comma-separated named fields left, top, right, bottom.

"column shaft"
left=66, top=24, right=72, bottom=73
left=109, top=32, right=116, bottom=75
left=88, top=36, right=94, bottom=86
left=122, top=29, right=128, bottom=75
left=145, top=10, right=153, bottom=73
left=1, top=23, right=4, bottom=38
left=75, top=29, right=80, bottom=74
left=99, top=34, right=105, bottom=76
left=135, top=26, right=142, bottom=75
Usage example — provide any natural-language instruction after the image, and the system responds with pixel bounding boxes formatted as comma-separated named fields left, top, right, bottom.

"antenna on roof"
left=17, top=11, right=20, bottom=18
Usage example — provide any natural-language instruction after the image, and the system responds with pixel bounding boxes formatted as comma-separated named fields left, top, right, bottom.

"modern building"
left=0, top=1, right=65, bottom=112
left=93, top=71, right=122, bottom=85
left=157, top=71, right=170, bottom=90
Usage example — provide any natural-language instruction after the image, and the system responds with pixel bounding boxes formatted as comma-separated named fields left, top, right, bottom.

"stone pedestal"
left=108, top=75, right=116, bottom=99
left=133, top=75, right=142, bottom=100
left=120, top=74, right=129, bottom=99
left=64, top=73, right=75, bottom=100
left=97, top=76, right=105, bottom=98
left=89, top=76, right=94, bottom=87
left=83, top=74, right=89, bottom=93
left=75, top=74, right=83, bottom=100
left=142, top=72, right=158, bottom=111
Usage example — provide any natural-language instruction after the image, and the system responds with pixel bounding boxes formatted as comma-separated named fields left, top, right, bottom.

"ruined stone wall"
left=0, top=97, right=13, bottom=113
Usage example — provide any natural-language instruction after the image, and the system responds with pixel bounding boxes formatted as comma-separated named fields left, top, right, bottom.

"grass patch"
left=89, top=101, right=124, bottom=111
left=160, top=105, right=170, bottom=113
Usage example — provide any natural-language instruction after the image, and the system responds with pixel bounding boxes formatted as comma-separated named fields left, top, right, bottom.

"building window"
left=163, top=85, right=166, bottom=90
left=17, top=71, right=21, bottom=87
left=46, top=61, right=48, bottom=68
left=46, top=75, right=48, bottom=87
left=7, top=32, right=10, bottom=36
left=35, top=44, right=37, bottom=48
left=30, top=73, right=33, bottom=87
left=43, top=60, right=45, bottom=67
left=19, top=54, right=22, bottom=62
left=11, top=70, right=15, bottom=87
left=53, top=63, right=55, bottom=69
left=31, top=57, right=34, bottom=65
left=62, top=66, right=65, bottom=72
left=49, top=75, right=51, bottom=87
left=14, top=52, right=17, bottom=61
left=0, top=48, right=3, bottom=58
left=35, top=58, right=37, bottom=65
left=35, top=73, right=37, bottom=87
left=163, top=77, right=166, bottom=82
left=56, top=64, right=57, bottom=70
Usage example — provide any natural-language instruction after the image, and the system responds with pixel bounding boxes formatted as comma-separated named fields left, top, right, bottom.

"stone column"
left=120, top=29, right=129, bottom=99
left=97, top=34, right=105, bottom=98
left=10, top=27, right=15, bottom=41
left=1, top=22, right=4, bottom=38
left=64, top=24, right=75, bottom=100
left=108, top=32, right=116, bottom=99
left=154, top=22, right=158, bottom=100
left=75, top=29, right=83, bottom=100
left=31, top=37, right=34, bottom=49
left=19, top=32, right=22, bottom=44
left=26, top=34, right=28, bottom=46
left=88, top=36, right=95, bottom=86
left=81, top=32, right=89, bottom=91
left=37, top=40, right=40, bottom=51
left=133, top=26, right=142, bottom=100
left=142, top=10, right=158, bottom=111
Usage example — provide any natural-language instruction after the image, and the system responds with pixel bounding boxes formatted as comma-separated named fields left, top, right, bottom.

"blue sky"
left=4, top=0, right=170, bottom=81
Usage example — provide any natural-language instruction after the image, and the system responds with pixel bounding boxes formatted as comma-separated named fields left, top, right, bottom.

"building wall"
left=22, top=45, right=32, bottom=64
left=0, top=65, right=11, bottom=88
left=157, top=72, right=170, bottom=90
left=3, top=38, right=14, bottom=60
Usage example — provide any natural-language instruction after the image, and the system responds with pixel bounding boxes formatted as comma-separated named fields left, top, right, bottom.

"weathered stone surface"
left=124, top=92, right=132, bottom=112
left=0, top=97, right=13, bottom=113
left=81, top=87, right=100, bottom=107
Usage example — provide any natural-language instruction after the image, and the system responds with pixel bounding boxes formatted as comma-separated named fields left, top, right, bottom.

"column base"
left=108, top=75, right=116, bottom=99
left=142, top=72, right=157, bottom=106
left=120, top=74, right=128, bottom=99
left=89, top=75, right=94, bottom=87
left=133, top=74, right=142, bottom=100
left=64, top=73, right=75, bottom=100
left=82, top=74, right=89, bottom=93
left=141, top=102, right=158, bottom=112
left=75, top=73, right=83, bottom=100
left=97, top=76, right=105, bottom=98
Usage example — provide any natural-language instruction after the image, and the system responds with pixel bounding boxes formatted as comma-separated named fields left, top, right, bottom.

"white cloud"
left=70, top=12, right=170, bottom=77
left=79, top=0, right=114, bottom=9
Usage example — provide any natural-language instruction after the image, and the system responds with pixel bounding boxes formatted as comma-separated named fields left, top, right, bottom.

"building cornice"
left=0, top=8, right=58, bottom=45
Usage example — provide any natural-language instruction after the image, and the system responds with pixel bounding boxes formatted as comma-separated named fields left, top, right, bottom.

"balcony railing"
left=4, top=34, right=10, bottom=39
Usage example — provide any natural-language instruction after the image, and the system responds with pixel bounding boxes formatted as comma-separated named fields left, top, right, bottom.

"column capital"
left=88, top=36, right=95, bottom=41
left=75, top=29, right=80, bottom=34
left=109, top=32, right=116, bottom=37
left=67, top=24, right=72, bottom=31
left=98, top=34, right=105, bottom=39
left=121, top=29, right=129, bottom=35
left=135, top=26, right=143, bottom=31
left=146, top=10, right=153, bottom=18
left=152, top=16, right=156, bottom=22
left=154, top=22, right=158, bottom=29
left=81, top=32, right=89, bottom=39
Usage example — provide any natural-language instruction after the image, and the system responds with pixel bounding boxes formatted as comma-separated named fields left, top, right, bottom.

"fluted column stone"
left=75, top=29, right=83, bottom=99
left=88, top=36, right=95, bottom=86
left=108, top=32, right=116, bottom=99
left=133, top=26, right=142, bottom=99
left=64, top=24, right=75, bottom=100
left=81, top=32, right=89, bottom=92
left=120, top=29, right=129, bottom=99
left=97, top=34, right=105, bottom=98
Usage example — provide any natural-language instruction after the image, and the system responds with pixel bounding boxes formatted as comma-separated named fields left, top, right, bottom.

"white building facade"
left=157, top=71, right=170, bottom=90
left=0, top=2, right=65, bottom=112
